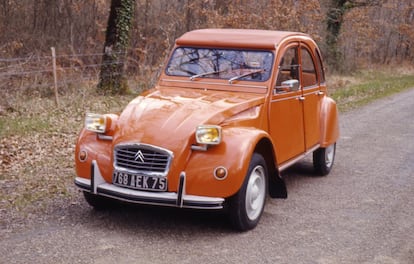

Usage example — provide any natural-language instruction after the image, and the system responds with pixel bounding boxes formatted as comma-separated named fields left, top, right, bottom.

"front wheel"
left=228, top=153, right=267, bottom=231
left=83, top=191, right=112, bottom=210
left=313, top=143, right=336, bottom=176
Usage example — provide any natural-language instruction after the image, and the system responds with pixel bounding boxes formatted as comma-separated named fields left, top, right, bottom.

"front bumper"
left=75, top=161, right=224, bottom=210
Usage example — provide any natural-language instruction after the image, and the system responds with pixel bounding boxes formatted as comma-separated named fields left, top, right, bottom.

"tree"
left=325, top=0, right=380, bottom=71
left=97, top=0, right=135, bottom=95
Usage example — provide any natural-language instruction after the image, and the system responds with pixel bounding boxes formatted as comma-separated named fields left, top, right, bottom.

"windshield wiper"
left=228, top=69, right=265, bottom=84
left=189, top=69, right=226, bottom=81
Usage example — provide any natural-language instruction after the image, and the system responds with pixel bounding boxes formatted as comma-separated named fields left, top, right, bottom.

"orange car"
left=75, top=29, right=339, bottom=231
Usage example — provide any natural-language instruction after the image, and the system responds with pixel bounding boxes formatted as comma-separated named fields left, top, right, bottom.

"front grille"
left=114, top=144, right=173, bottom=176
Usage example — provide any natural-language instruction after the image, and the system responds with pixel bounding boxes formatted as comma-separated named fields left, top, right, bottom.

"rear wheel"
left=229, top=153, right=267, bottom=231
left=313, top=143, right=336, bottom=176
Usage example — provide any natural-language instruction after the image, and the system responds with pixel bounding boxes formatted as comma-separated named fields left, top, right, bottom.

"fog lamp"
left=195, top=125, right=222, bottom=145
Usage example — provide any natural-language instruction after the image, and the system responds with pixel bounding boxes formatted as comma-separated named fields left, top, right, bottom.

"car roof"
left=175, top=29, right=310, bottom=49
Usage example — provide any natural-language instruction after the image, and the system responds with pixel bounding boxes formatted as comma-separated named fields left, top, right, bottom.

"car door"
left=300, top=44, right=323, bottom=150
left=269, top=44, right=306, bottom=164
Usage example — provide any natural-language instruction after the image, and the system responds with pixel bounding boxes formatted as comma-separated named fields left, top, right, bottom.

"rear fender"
left=320, top=97, right=339, bottom=147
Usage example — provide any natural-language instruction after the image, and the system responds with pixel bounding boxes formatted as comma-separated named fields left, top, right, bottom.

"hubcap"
left=245, top=165, right=266, bottom=221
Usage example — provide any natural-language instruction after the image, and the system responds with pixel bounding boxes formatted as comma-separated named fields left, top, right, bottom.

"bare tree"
left=1, top=0, right=413, bottom=76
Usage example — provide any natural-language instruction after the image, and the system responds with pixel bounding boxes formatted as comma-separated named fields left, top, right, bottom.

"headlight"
left=195, top=125, right=222, bottom=145
left=85, top=113, right=108, bottom=133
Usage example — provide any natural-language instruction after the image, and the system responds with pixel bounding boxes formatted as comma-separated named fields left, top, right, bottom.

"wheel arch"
left=320, top=96, right=340, bottom=147
left=254, top=137, right=287, bottom=199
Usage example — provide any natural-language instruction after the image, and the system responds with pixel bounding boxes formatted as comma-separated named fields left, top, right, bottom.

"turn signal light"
left=214, top=166, right=228, bottom=180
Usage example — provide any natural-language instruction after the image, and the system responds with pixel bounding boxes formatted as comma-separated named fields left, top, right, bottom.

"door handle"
left=297, top=96, right=305, bottom=101
left=317, top=91, right=324, bottom=96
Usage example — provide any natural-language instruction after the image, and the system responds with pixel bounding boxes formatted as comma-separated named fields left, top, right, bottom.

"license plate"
left=112, top=171, right=167, bottom=191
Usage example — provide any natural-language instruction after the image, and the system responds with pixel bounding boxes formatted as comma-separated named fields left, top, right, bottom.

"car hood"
left=113, top=87, right=265, bottom=148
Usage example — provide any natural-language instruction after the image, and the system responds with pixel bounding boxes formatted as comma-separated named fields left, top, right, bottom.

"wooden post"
left=51, top=47, right=59, bottom=107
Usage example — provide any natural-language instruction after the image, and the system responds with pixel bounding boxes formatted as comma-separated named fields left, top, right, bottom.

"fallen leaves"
left=0, top=90, right=133, bottom=230
left=0, top=132, right=76, bottom=210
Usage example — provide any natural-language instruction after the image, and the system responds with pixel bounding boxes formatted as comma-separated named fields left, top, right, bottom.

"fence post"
left=51, top=47, right=59, bottom=107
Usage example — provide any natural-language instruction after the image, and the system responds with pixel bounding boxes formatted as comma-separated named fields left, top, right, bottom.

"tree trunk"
left=325, top=0, right=347, bottom=71
left=326, top=0, right=381, bottom=71
left=97, top=0, right=135, bottom=95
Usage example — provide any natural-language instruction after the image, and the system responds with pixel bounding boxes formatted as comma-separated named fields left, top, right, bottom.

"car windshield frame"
left=165, top=47, right=274, bottom=83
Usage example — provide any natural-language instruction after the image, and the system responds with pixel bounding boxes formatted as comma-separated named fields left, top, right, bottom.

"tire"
left=83, top=191, right=111, bottom=210
left=313, top=143, right=336, bottom=176
left=228, top=153, right=268, bottom=231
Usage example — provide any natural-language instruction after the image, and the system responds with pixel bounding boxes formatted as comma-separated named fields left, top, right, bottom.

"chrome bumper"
left=75, top=161, right=224, bottom=210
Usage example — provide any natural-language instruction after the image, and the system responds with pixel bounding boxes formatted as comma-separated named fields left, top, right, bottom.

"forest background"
left=1, top=0, right=413, bottom=85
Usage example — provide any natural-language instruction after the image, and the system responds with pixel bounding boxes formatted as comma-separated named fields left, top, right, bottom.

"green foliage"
left=115, top=0, right=134, bottom=49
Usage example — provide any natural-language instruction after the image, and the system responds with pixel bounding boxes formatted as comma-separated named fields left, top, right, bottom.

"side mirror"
left=281, top=79, right=299, bottom=91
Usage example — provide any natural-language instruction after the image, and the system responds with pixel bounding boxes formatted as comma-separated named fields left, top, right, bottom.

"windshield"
left=166, top=47, right=274, bottom=82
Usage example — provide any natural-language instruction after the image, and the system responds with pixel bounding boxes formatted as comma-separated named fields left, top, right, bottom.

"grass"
left=0, top=90, right=134, bottom=138
left=0, top=116, right=50, bottom=137
left=329, top=70, right=414, bottom=111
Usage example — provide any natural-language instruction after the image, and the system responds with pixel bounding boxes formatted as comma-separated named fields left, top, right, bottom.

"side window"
left=315, top=49, right=325, bottom=83
left=301, top=47, right=317, bottom=88
left=275, top=46, right=299, bottom=91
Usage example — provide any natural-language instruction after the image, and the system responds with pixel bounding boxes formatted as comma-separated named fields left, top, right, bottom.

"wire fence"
left=0, top=49, right=134, bottom=103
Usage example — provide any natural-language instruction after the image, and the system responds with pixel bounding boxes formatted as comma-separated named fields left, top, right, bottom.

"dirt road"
left=1, top=89, right=413, bottom=264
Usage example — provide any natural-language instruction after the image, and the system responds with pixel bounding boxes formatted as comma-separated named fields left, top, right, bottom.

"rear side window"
left=315, top=49, right=325, bottom=83
left=301, top=48, right=317, bottom=88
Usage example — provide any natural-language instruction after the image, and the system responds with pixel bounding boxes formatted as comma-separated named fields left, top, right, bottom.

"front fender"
left=184, top=127, right=270, bottom=198
left=320, top=96, right=340, bottom=147
left=75, top=129, right=113, bottom=183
